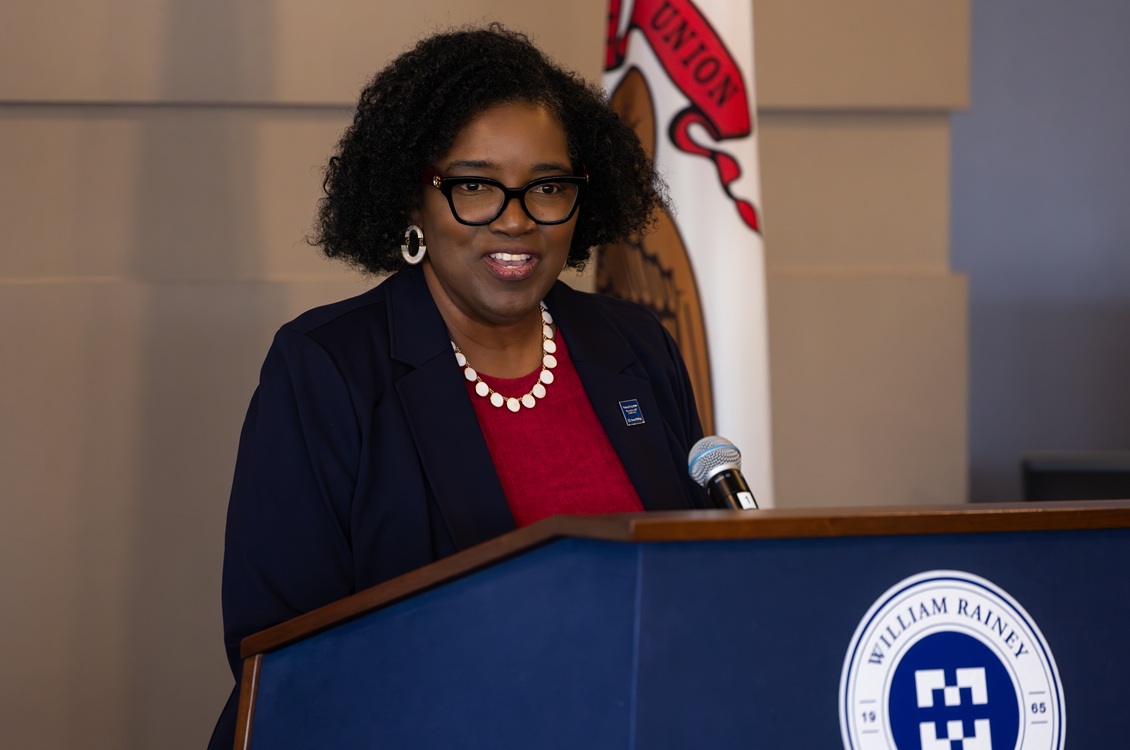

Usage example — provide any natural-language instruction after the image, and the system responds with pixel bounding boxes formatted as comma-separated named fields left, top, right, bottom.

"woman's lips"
left=483, top=251, right=538, bottom=281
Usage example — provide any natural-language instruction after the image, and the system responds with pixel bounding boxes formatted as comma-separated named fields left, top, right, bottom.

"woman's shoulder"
left=549, top=281, right=663, bottom=329
left=281, top=281, right=390, bottom=339
left=548, top=282, right=674, bottom=353
left=259, top=280, right=398, bottom=388
left=266, top=268, right=446, bottom=383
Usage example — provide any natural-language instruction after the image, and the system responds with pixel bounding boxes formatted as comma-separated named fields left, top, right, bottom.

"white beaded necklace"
left=451, top=302, right=558, bottom=413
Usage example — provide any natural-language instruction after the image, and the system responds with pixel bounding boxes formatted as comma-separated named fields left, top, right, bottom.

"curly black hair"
left=311, top=24, right=663, bottom=274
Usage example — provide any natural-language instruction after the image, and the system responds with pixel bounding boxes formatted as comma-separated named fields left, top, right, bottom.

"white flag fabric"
left=600, top=0, right=774, bottom=505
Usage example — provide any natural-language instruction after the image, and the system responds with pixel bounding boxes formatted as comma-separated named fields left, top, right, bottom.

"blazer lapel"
left=548, top=284, right=691, bottom=511
left=385, top=268, right=516, bottom=550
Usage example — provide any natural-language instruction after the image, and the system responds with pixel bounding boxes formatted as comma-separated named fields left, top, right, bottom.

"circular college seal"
left=840, top=571, right=1064, bottom=750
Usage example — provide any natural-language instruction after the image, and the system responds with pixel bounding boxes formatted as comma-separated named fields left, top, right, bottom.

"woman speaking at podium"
left=210, top=25, right=709, bottom=749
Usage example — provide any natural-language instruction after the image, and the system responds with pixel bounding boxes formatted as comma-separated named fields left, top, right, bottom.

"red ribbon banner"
left=607, top=0, right=760, bottom=231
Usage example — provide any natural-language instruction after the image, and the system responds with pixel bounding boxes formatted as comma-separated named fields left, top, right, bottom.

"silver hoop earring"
left=401, top=225, right=426, bottom=265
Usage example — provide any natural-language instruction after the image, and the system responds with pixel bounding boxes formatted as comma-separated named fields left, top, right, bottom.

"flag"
left=601, top=0, right=774, bottom=505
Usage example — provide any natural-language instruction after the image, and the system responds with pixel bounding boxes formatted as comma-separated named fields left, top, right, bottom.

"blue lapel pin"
left=619, top=399, right=645, bottom=426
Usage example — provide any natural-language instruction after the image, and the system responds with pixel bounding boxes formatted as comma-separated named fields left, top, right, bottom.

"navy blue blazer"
left=210, top=265, right=708, bottom=749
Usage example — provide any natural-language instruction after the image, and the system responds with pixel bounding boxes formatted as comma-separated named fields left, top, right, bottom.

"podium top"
left=240, top=500, right=1130, bottom=659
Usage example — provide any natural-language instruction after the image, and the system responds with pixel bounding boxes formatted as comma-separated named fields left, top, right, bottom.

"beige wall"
left=758, top=1, right=969, bottom=506
left=0, top=2, right=967, bottom=748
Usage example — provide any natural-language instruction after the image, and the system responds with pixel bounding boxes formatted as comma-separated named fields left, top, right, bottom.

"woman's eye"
left=533, top=183, right=562, bottom=196
left=456, top=182, right=484, bottom=193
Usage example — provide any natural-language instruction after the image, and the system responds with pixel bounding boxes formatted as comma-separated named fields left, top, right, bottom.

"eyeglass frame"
left=422, top=166, right=588, bottom=226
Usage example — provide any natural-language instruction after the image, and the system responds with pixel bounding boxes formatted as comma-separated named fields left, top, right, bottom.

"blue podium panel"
left=246, top=520, right=1130, bottom=749
left=250, top=539, right=641, bottom=750
left=632, top=528, right=1130, bottom=748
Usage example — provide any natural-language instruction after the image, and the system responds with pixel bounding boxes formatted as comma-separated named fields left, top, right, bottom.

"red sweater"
left=467, top=334, right=644, bottom=527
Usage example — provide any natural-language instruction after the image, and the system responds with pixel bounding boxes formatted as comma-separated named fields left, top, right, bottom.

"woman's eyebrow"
left=442, top=159, right=573, bottom=173
left=531, top=162, right=572, bottom=173
left=443, top=159, right=495, bottom=171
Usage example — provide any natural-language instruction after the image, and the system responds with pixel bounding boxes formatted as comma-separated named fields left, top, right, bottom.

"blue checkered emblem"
left=889, top=632, right=1019, bottom=750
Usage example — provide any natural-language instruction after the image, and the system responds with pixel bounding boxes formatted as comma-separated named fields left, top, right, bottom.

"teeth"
left=490, top=252, right=531, bottom=262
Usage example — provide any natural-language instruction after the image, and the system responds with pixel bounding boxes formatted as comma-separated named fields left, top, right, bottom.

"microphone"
left=688, top=436, right=759, bottom=510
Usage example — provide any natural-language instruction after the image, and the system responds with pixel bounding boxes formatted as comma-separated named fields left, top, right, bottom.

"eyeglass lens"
left=450, top=180, right=580, bottom=224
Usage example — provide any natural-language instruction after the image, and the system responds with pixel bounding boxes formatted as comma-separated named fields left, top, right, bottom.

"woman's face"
left=415, top=101, right=578, bottom=329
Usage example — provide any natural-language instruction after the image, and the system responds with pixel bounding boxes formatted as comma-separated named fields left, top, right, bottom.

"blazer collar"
left=385, top=266, right=516, bottom=550
left=385, top=265, right=452, bottom=367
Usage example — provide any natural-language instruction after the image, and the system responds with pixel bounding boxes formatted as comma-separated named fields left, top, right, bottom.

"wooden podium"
left=234, top=502, right=1130, bottom=748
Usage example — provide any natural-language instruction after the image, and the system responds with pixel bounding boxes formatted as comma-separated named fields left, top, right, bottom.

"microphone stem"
left=708, top=469, right=758, bottom=510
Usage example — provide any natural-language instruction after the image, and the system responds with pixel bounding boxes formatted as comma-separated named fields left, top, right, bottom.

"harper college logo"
left=840, top=571, right=1065, bottom=750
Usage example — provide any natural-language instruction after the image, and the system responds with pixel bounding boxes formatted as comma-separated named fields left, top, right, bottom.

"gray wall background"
left=952, top=0, right=1130, bottom=502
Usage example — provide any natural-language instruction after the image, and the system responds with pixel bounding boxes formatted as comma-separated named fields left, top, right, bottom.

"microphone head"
left=688, top=436, right=742, bottom=487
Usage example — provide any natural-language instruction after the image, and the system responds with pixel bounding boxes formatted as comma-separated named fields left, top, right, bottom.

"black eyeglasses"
left=423, top=167, right=587, bottom=226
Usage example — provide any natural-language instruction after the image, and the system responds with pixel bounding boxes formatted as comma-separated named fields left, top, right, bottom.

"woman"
left=210, top=25, right=709, bottom=749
